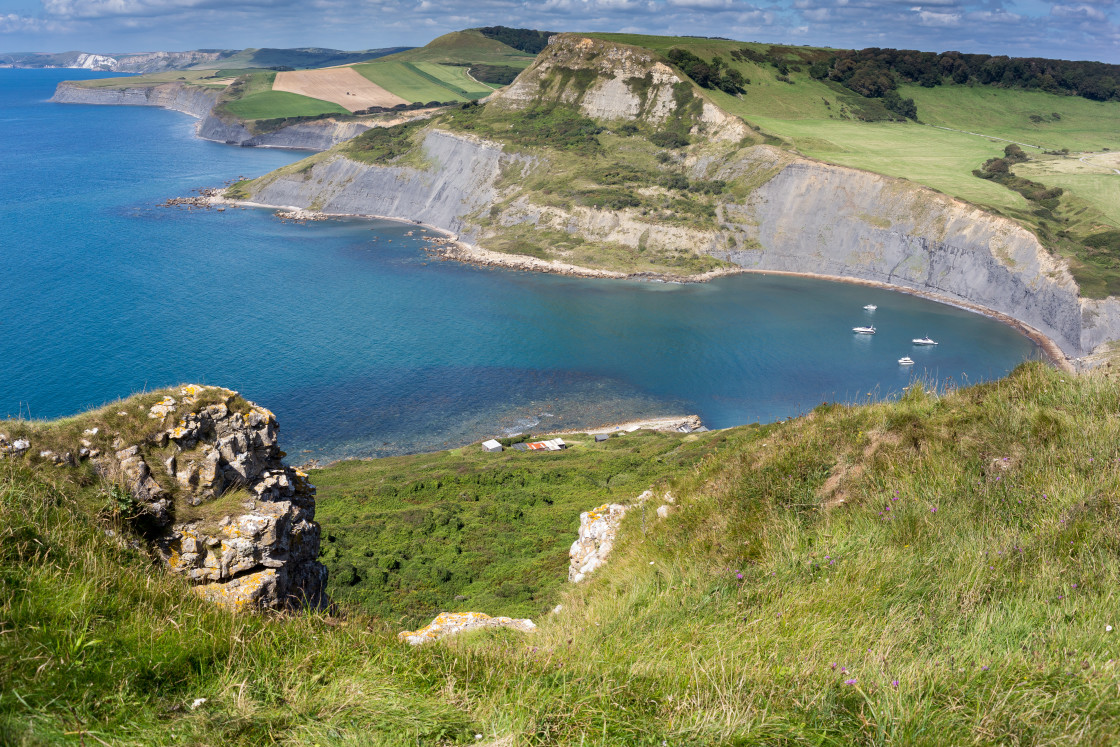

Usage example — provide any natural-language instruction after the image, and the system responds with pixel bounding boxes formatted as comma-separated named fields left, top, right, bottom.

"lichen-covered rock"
left=568, top=502, right=629, bottom=583
left=398, top=612, right=537, bottom=645
left=91, top=385, right=329, bottom=611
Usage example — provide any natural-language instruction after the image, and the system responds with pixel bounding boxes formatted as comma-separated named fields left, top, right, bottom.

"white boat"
left=912, top=336, right=938, bottom=346
left=852, top=326, right=876, bottom=334
left=898, top=356, right=915, bottom=365
left=863, top=304, right=877, bottom=311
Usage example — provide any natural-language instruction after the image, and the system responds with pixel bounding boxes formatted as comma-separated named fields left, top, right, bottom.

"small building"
left=594, top=434, right=610, bottom=442
left=525, top=438, right=567, bottom=451
left=511, top=442, right=529, bottom=451
left=481, top=439, right=503, bottom=452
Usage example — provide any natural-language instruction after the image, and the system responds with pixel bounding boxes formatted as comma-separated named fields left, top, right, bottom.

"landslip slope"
left=237, top=33, right=1120, bottom=364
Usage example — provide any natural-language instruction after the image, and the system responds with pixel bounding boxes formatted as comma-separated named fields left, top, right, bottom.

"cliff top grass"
left=5, top=362, right=1120, bottom=744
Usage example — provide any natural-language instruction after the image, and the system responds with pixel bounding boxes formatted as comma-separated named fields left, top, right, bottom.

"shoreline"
left=210, top=195, right=1075, bottom=373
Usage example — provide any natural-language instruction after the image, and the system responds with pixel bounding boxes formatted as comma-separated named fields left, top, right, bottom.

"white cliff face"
left=74, top=53, right=118, bottom=71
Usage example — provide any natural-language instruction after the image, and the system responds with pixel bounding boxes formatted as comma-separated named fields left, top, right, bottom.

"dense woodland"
left=476, top=26, right=556, bottom=54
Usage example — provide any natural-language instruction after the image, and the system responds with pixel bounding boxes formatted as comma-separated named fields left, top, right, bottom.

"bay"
left=0, top=69, right=1039, bottom=463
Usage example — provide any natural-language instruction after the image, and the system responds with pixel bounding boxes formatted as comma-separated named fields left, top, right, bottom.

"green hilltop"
left=4, top=363, right=1120, bottom=743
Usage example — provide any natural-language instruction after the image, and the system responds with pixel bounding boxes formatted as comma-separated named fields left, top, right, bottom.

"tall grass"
left=2, top=363, right=1119, bottom=744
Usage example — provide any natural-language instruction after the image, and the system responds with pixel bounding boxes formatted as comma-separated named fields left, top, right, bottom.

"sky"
left=1, top=0, right=1117, bottom=64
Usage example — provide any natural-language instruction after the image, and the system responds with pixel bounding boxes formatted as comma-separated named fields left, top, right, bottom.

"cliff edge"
left=231, top=33, right=1120, bottom=363
left=0, top=385, right=328, bottom=610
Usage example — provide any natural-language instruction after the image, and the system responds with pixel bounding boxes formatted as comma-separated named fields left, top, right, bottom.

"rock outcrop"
left=492, top=34, right=747, bottom=142
left=6, top=385, right=328, bottom=611
left=569, top=502, right=629, bottom=582
left=569, top=490, right=678, bottom=581
left=398, top=612, right=537, bottom=645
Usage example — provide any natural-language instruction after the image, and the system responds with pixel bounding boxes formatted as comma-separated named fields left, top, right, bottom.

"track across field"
left=273, top=68, right=408, bottom=112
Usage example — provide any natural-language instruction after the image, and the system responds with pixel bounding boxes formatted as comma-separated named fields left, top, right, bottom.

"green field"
left=219, top=90, right=347, bottom=119
left=351, top=30, right=537, bottom=103
left=6, top=364, right=1120, bottom=743
left=411, top=61, right=494, bottom=98
left=352, top=60, right=468, bottom=102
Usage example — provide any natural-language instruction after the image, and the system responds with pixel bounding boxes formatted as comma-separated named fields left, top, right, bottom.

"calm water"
left=1, top=69, right=1040, bottom=462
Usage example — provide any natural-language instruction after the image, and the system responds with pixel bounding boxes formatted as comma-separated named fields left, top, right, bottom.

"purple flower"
left=844, top=678, right=858, bottom=685
left=831, top=663, right=837, bottom=670
left=981, top=665, right=989, bottom=671
left=891, top=680, right=899, bottom=688
left=736, top=573, right=743, bottom=580
left=1072, top=583, right=1077, bottom=588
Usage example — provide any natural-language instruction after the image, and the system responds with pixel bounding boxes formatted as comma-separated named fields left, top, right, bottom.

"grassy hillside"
left=189, top=46, right=410, bottom=70
left=581, top=33, right=1120, bottom=296
left=4, top=363, right=1120, bottom=744
left=314, top=429, right=733, bottom=626
left=352, top=31, right=537, bottom=103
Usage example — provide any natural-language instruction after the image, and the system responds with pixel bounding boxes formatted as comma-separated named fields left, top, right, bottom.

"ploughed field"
left=272, top=67, right=408, bottom=111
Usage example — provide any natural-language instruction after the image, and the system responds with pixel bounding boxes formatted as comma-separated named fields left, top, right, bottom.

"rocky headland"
left=227, top=33, right=1120, bottom=368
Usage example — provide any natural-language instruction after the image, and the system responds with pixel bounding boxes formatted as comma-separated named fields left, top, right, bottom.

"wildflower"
left=844, top=678, right=858, bottom=685
left=831, top=663, right=837, bottom=670
left=1107, top=625, right=1113, bottom=632
left=930, top=507, right=938, bottom=513
left=736, top=572, right=743, bottom=580
left=981, top=665, right=989, bottom=671
left=891, top=680, right=899, bottom=688
left=1072, top=583, right=1078, bottom=588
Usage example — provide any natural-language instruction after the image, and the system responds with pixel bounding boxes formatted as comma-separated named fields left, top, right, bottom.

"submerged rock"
left=398, top=612, right=537, bottom=645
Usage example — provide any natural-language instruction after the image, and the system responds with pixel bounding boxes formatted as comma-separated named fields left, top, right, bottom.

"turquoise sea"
left=0, top=69, right=1040, bottom=462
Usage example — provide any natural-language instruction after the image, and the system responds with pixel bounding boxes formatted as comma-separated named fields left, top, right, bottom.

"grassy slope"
left=313, top=429, right=733, bottom=626
left=4, top=363, right=1120, bottom=744
left=352, top=31, right=536, bottom=103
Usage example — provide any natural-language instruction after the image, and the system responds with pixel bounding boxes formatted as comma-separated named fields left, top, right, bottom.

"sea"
left=0, top=69, right=1041, bottom=463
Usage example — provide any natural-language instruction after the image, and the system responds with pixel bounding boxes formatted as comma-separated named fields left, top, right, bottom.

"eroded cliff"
left=50, top=81, right=378, bottom=151
left=231, top=33, right=1120, bottom=361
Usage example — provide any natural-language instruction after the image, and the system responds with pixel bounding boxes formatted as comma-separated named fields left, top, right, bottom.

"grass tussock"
left=2, top=362, right=1120, bottom=743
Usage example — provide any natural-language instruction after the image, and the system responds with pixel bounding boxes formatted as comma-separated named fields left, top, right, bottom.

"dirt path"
left=924, top=124, right=1042, bottom=150
left=273, top=68, right=407, bottom=112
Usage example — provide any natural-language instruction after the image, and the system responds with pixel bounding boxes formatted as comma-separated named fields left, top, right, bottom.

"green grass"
left=382, top=29, right=537, bottom=67
left=352, top=60, right=469, bottom=103
left=5, top=363, right=1120, bottom=743
left=313, top=429, right=731, bottom=626
left=410, top=62, right=493, bottom=98
left=219, top=90, right=347, bottom=119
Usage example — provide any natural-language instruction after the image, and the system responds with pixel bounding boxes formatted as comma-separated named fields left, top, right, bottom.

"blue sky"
left=1, top=0, right=1117, bottom=63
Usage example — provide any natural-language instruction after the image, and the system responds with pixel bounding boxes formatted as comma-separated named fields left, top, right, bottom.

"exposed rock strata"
left=7, top=385, right=328, bottom=611
left=398, top=612, right=537, bottom=645
left=569, top=502, right=629, bottom=582
left=246, top=130, right=535, bottom=243
left=50, top=81, right=377, bottom=151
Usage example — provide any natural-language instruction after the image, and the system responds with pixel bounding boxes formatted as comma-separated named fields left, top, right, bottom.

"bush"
left=650, top=130, right=690, bottom=149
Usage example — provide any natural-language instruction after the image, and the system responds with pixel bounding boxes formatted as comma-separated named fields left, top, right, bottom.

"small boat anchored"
left=898, top=356, right=915, bottom=365
left=863, top=304, right=877, bottom=311
left=852, top=326, right=876, bottom=334
left=912, top=336, right=938, bottom=346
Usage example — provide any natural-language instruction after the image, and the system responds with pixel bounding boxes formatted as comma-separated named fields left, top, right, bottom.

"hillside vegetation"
left=3, top=363, right=1120, bottom=743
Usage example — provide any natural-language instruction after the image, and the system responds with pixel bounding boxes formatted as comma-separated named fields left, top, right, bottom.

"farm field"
left=352, top=60, right=465, bottom=102
left=272, top=67, right=407, bottom=111
left=745, top=116, right=1031, bottom=211
left=1016, top=155, right=1120, bottom=226
left=220, top=89, right=347, bottom=119
left=411, top=61, right=495, bottom=97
